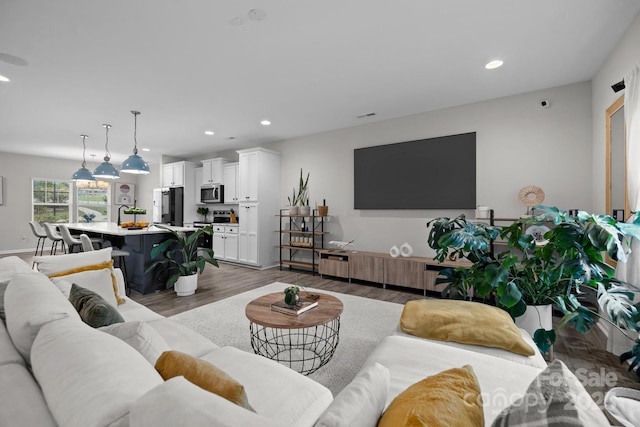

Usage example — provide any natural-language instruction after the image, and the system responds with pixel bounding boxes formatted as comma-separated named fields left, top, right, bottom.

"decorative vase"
left=299, top=206, right=311, bottom=216
left=288, top=206, right=299, bottom=215
left=174, top=274, right=198, bottom=297
left=515, top=304, right=553, bottom=336
left=284, top=290, right=300, bottom=306
left=317, top=205, right=328, bottom=216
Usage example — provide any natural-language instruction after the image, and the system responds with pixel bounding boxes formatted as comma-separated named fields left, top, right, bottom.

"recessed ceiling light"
left=248, top=9, right=266, bottom=21
left=485, top=60, right=504, bottom=70
left=0, top=75, right=10, bottom=82
left=141, top=148, right=150, bottom=152
left=204, top=130, right=214, bottom=135
left=260, top=120, right=271, bottom=126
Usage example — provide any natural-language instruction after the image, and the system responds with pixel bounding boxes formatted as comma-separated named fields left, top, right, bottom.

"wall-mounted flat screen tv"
left=354, top=132, right=476, bottom=209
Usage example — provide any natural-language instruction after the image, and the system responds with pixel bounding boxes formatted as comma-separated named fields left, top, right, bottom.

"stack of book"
left=270, top=298, right=318, bottom=316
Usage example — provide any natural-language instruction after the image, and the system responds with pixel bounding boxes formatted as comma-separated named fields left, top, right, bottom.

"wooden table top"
left=245, top=292, right=343, bottom=329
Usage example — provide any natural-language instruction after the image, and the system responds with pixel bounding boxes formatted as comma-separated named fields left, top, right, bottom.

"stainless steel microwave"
left=201, top=184, right=224, bottom=203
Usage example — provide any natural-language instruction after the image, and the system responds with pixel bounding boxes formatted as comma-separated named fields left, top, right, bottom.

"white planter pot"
left=515, top=304, right=553, bottom=336
left=299, top=206, right=311, bottom=216
left=174, top=274, right=198, bottom=296
left=288, top=206, right=299, bottom=215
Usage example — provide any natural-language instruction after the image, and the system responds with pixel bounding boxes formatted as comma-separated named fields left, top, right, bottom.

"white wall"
left=271, top=81, right=593, bottom=257
left=592, top=12, right=640, bottom=213
left=0, top=152, right=143, bottom=253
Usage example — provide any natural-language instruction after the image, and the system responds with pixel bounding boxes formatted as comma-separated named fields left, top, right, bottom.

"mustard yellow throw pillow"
left=400, top=299, right=534, bottom=356
left=155, top=350, right=254, bottom=411
left=378, top=365, right=483, bottom=427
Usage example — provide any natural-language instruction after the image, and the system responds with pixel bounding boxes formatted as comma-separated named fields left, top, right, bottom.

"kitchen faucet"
left=117, top=205, right=130, bottom=226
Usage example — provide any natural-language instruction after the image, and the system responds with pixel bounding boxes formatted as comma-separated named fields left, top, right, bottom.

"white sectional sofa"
left=0, top=252, right=616, bottom=426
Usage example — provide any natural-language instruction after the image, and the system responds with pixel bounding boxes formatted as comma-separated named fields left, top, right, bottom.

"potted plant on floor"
left=146, top=225, right=218, bottom=296
left=427, top=206, right=640, bottom=371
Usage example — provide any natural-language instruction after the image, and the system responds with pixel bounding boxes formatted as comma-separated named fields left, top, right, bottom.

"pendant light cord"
left=131, top=110, right=140, bottom=155
left=102, top=124, right=112, bottom=162
left=81, top=134, right=88, bottom=168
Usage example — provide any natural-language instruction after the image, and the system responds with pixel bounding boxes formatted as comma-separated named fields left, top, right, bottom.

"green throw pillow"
left=69, top=283, right=124, bottom=328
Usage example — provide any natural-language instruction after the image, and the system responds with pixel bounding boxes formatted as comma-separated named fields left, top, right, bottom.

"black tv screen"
left=354, top=132, right=476, bottom=209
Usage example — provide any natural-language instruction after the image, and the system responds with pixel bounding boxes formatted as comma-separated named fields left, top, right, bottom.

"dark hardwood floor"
left=5, top=252, right=639, bottom=423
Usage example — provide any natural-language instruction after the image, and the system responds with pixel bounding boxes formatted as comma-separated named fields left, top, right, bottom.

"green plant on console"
left=146, top=225, right=218, bottom=289
left=427, top=206, right=640, bottom=377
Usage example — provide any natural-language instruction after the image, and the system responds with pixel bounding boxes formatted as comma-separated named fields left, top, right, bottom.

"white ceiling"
left=1, top=0, right=638, bottom=166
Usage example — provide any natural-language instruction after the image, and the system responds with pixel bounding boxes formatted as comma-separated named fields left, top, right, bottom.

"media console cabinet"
left=317, top=249, right=471, bottom=295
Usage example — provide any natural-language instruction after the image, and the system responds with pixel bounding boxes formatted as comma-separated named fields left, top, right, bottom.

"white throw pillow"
left=315, top=363, right=390, bottom=427
left=34, top=248, right=112, bottom=275
left=130, top=376, right=280, bottom=427
left=4, top=272, right=80, bottom=362
left=51, top=269, right=118, bottom=308
left=31, top=317, right=163, bottom=427
left=99, top=321, right=171, bottom=365
left=605, top=387, right=640, bottom=427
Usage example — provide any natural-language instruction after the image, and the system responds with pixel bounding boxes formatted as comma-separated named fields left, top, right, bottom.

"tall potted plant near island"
left=427, top=206, right=640, bottom=374
left=146, top=225, right=218, bottom=296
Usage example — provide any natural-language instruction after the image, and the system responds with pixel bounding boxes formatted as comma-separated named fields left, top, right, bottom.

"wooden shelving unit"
left=276, top=209, right=328, bottom=274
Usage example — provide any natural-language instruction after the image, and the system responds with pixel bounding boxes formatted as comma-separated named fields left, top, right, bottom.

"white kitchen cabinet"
left=212, top=225, right=226, bottom=259
left=223, top=163, right=239, bottom=204
left=163, top=162, right=185, bottom=187
left=238, top=203, right=259, bottom=265
left=238, top=151, right=259, bottom=201
left=235, top=148, right=280, bottom=268
left=212, top=224, right=239, bottom=261
left=224, top=226, right=239, bottom=261
left=201, top=158, right=229, bottom=186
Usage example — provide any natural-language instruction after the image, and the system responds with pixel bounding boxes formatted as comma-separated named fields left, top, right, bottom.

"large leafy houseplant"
left=146, top=225, right=218, bottom=289
left=427, top=206, right=640, bottom=376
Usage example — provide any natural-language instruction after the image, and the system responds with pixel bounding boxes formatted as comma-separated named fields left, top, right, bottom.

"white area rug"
left=170, top=282, right=404, bottom=395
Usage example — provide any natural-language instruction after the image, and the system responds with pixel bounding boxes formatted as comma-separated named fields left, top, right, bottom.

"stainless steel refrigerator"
left=161, top=187, right=184, bottom=226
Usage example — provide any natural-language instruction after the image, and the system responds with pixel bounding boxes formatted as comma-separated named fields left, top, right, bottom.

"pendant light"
left=121, top=110, right=150, bottom=174
left=71, top=134, right=96, bottom=182
left=93, top=124, right=120, bottom=179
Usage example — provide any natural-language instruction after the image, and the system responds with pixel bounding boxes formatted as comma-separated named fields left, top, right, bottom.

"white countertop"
left=67, top=222, right=195, bottom=236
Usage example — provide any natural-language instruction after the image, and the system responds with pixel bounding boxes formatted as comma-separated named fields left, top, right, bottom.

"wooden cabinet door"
left=384, top=258, right=423, bottom=290
left=350, top=253, right=384, bottom=283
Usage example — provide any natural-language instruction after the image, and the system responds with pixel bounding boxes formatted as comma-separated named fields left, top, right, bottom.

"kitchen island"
left=66, top=222, right=196, bottom=294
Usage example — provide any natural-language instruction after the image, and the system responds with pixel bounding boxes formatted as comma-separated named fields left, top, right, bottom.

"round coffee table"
left=245, top=291, right=343, bottom=375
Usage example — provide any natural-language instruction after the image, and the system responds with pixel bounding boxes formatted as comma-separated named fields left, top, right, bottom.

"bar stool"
left=58, top=224, right=83, bottom=253
left=28, top=221, right=48, bottom=258
left=43, top=222, right=65, bottom=255
left=80, top=234, right=131, bottom=295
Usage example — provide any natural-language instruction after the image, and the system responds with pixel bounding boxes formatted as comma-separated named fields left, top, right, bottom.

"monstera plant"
left=427, top=206, right=640, bottom=377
